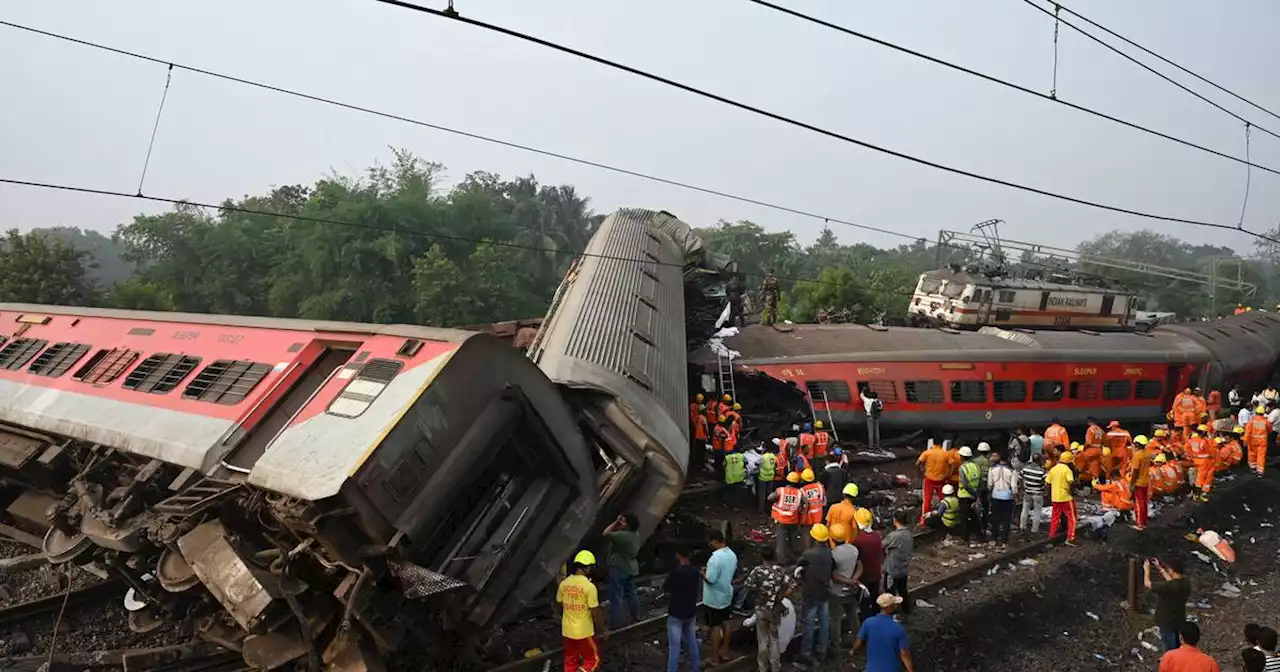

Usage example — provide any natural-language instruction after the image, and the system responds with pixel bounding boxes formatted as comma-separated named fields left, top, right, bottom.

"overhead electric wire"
left=0, top=18, right=1193, bottom=280
left=1019, top=0, right=1280, bottom=142
left=1049, top=0, right=1280, bottom=125
left=361, top=0, right=1280, bottom=244
left=745, top=0, right=1280, bottom=179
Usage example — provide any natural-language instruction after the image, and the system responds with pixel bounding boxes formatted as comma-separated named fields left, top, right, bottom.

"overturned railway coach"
left=712, top=311, right=1280, bottom=432
left=0, top=208, right=698, bottom=669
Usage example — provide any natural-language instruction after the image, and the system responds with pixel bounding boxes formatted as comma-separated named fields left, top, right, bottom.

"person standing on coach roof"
left=601, top=513, right=641, bottom=629
left=556, top=550, right=604, bottom=672
left=701, top=530, right=738, bottom=665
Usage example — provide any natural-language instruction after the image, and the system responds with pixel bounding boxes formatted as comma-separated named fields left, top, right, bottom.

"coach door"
left=1101, top=294, right=1116, bottom=316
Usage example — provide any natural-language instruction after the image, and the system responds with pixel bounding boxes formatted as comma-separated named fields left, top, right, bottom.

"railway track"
left=487, top=531, right=1063, bottom=671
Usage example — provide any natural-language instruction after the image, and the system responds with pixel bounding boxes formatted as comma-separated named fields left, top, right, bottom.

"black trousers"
left=990, top=498, right=1014, bottom=543
left=958, top=497, right=983, bottom=542
left=887, top=575, right=911, bottom=616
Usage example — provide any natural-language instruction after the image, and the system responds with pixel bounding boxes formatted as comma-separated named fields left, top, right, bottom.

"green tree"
left=0, top=229, right=98, bottom=305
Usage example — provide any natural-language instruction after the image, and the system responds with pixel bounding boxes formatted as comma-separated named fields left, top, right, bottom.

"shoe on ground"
left=1065, top=540, right=1078, bottom=546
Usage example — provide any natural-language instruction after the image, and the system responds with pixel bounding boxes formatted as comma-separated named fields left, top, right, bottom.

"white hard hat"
left=977, top=442, right=991, bottom=452
left=958, top=446, right=973, bottom=457
left=942, top=484, right=955, bottom=495
left=772, top=437, right=782, bottom=447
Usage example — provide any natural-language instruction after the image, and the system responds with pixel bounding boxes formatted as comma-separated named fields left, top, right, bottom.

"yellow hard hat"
left=723, top=394, right=732, bottom=402
left=573, top=550, right=596, bottom=566
left=1154, top=429, right=1167, bottom=437
left=809, top=523, right=830, bottom=542
left=1154, top=454, right=1168, bottom=464
left=695, top=393, right=704, bottom=402
left=1091, top=479, right=1100, bottom=488
left=1060, top=452, right=1075, bottom=463
left=1258, top=406, right=1268, bottom=414
left=1197, top=424, right=1209, bottom=432
left=829, top=524, right=849, bottom=543
left=1070, top=441, right=1081, bottom=450
left=1102, top=447, right=1112, bottom=456
left=801, top=468, right=815, bottom=482
left=842, top=483, right=859, bottom=498
left=854, top=507, right=873, bottom=529
left=815, top=420, right=824, bottom=429
left=733, top=403, right=742, bottom=411
left=786, top=471, right=801, bottom=484
left=1134, top=435, right=1149, bottom=445
left=718, top=415, right=727, bottom=423
left=1234, top=426, right=1246, bottom=434
left=1213, top=437, right=1224, bottom=444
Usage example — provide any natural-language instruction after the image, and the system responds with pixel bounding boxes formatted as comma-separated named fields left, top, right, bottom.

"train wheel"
left=42, top=526, right=91, bottom=565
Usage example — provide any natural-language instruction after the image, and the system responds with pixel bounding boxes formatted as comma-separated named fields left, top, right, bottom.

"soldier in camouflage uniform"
left=761, top=269, right=780, bottom=326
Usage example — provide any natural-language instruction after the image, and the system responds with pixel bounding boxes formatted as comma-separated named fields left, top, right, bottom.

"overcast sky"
left=2, top=0, right=1278, bottom=254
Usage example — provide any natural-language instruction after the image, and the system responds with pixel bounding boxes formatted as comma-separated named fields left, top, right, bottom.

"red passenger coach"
left=717, top=324, right=1214, bottom=432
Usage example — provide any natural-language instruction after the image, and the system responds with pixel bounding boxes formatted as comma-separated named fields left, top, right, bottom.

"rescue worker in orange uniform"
left=916, top=442, right=956, bottom=524
left=1172, top=387, right=1199, bottom=438
left=1148, top=453, right=1171, bottom=496
left=1243, top=405, right=1272, bottom=475
left=1084, top=418, right=1105, bottom=451
left=1128, top=435, right=1152, bottom=530
left=712, top=417, right=734, bottom=477
left=1044, top=419, right=1070, bottom=454
left=689, top=394, right=704, bottom=427
left=812, top=420, right=832, bottom=467
left=797, top=423, right=817, bottom=463
left=1206, top=389, right=1222, bottom=423
left=768, top=471, right=803, bottom=562
left=1193, top=387, right=1208, bottom=424
left=1077, top=439, right=1104, bottom=484
left=725, top=403, right=743, bottom=437
left=1186, top=425, right=1215, bottom=501
left=798, top=469, right=826, bottom=549
left=1093, top=475, right=1133, bottom=521
left=1219, top=427, right=1245, bottom=471
left=1103, top=421, right=1132, bottom=479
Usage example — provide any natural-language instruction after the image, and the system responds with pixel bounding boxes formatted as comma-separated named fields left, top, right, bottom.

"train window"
left=1069, top=381, right=1099, bottom=401
left=74, top=348, right=141, bottom=385
left=183, top=359, right=274, bottom=405
left=994, top=308, right=1012, bottom=322
left=949, top=380, right=987, bottom=403
left=992, top=380, right=1027, bottom=403
left=806, top=380, right=852, bottom=403
left=0, top=338, right=49, bottom=371
left=28, top=342, right=91, bottom=378
left=857, top=380, right=898, bottom=403
left=1134, top=380, right=1163, bottom=400
left=920, top=278, right=942, bottom=294
left=1102, top=380, right=1132, bottom=401
left=1033, top=380, right=1064, bottom=402
left=904, top=380, right=944, bottom=404
left=997, top=290, right=1016, bottom=303
left=328, top=358, right=404, bottom=418
left=123, top=353, right=202, bottom=394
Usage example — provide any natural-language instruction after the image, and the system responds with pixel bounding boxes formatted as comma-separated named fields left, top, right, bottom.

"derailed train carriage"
left=0, top=208, right=698, bottom=669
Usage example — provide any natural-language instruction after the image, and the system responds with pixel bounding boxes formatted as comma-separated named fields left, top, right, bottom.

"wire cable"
left=1050, top=3, right=1061, bottom=99
left=1239, top=123, right=1252, bottom=229
left=136, top=63, right=174, bottom=196
left=1020, top=0, right=1280, bottom=143
left=1051, top=0, right=1280, bottom=125
left=363, top=0, right=1280, bottom=243
left=745, top=0, right=1280, bottom=178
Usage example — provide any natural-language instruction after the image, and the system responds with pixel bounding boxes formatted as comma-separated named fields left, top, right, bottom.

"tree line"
left=2, top=150, right=1276, bottom=326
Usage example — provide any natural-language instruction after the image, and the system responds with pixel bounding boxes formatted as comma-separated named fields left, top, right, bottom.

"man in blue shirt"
left=701, top=531, right=738, bottom=665
left=852, top=593, right=914, bottom=672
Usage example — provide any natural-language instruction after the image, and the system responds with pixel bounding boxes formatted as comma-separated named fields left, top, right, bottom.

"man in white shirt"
left=860, top=390, right=883, bottom=450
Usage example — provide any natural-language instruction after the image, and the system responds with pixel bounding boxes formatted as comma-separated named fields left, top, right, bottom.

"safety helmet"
left=832, top=447, right=843, bottom=456
left=1214, top=437, right=1225, bottom=444
left=958, top=446, right=973, bottom=457
left=733, top=403, right=742, bottom=411
left=1059, top=451, right=1074, bottom=463
left=1197, top=424, right=1210, bottom=432
left=1134, top=435, right=1149, bottom=445
left=842, top=483, right=860, bottom=498
left=1258, top=406, right=1268, bottom=414
left=1070, top=442, right=1081, bottom=451
left=1154, top=429, right=1167, bottom=437
left=829, top=524, right=849, bottom=543
left=801, top=468, right=815, bottom=482
left=815, top=420, right=824, bottom=429
left=809, top=523, right=830, bottom=542
left=1102, top=447, right=1112, bottom=456
left=942, top=484, right=955, bottom=495
left=977, top=442, right=991, bottom=453
left=695, top=393, right=704, bottom=402
left=1153, top=454, right=1168, bottom=464
left=718, top=415, right=727, bottom=423
left=786, top=471, right=801, bottom=484
left=854, top=507, right=873, bottom=529
left=1234, top=426, right=1246, bottom=434
left=573, top=550, right=596, bottom=566
left=1108, top=420, right=1121, bottom=428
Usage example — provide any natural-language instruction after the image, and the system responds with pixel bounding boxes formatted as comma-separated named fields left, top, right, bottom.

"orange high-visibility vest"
left=800, top=482, right=826, bottom=523
left=693, top=415, right=708, bottom=441
left=798, top=433, right=817, bottom=459
left=1186, top=436, right=1211, bottom=460
left=712, top=425, right=731, bottom=452
left=772, top=486, right=802, bottom=524
left=1104, top=430, right=1131, bottom=451
left=1045, top=424, right=1069, bottom=448
left=1245, top=416, right=1272, bottom=448
left=1085, top=425, right=1104, bottom=448
left=1096, top=482, right=1132, bottom=511
left=775, top=441, right=789, bottom=481
left=813, top=431, right=831, bottom=457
